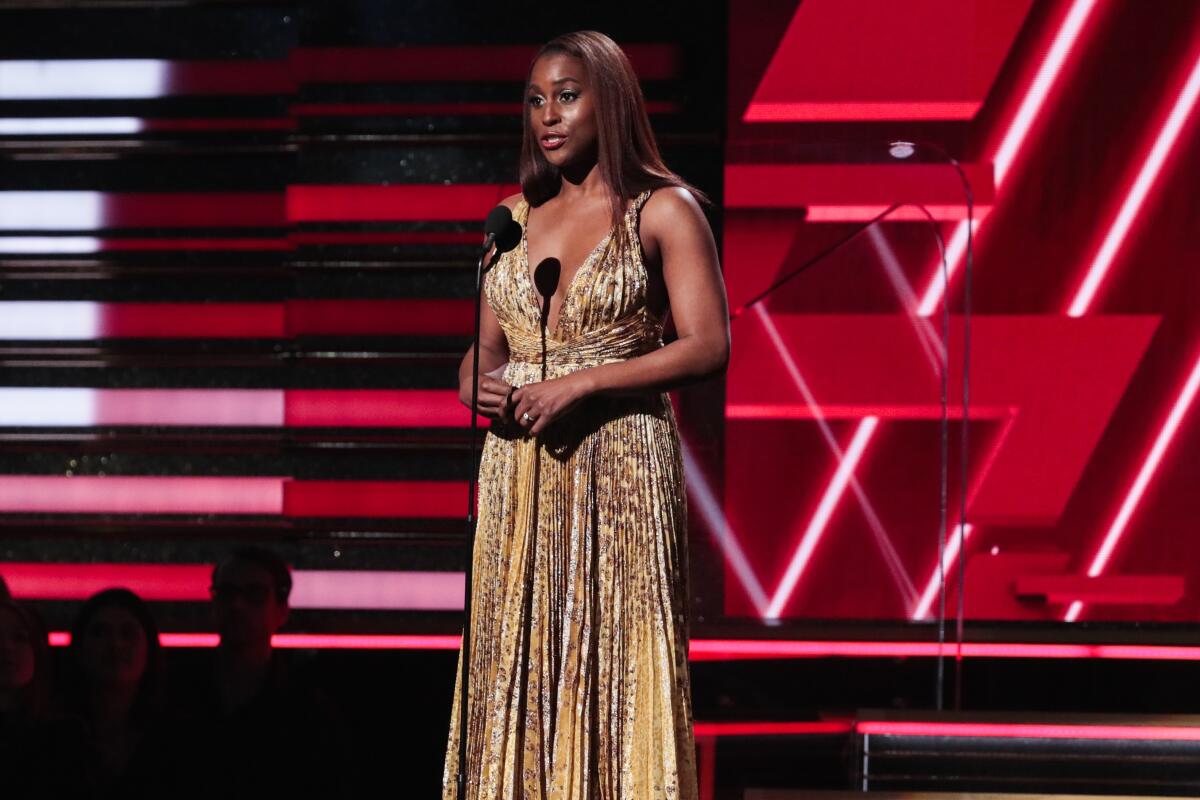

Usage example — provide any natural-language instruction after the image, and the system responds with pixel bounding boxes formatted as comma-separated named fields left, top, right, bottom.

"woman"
left=63, top=588, right=171, bottom=795
left=444, top=30, right=728, bottom=799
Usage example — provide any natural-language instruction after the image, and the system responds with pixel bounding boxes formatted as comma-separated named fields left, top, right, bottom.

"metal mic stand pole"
left=457, top=241, right=498, bottom=800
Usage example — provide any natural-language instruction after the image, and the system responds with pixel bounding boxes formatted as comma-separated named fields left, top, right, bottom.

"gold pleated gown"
left=443, top=188, right=698, bottom=799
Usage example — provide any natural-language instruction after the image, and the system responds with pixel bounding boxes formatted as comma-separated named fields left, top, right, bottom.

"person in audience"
left=63, top=588, right=172, bottom=796
left=168, top=546, right=352, bottom=798
left=0, top=598, right=91, bottom=798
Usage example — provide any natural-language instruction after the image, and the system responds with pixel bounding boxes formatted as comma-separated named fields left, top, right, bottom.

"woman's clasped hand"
left=462, top=367, right=593, bottom=436
left=509, top=372, right=593, bottom=434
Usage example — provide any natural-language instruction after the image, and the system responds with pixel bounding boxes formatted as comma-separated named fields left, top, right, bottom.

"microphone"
left=533, top=259, right=561, bottom=324
left=482, top=205, right=522, bottom=256
left=533, top=258, right=561, bottom=381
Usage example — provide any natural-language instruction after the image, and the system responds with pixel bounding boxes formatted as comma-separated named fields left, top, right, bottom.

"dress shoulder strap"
left=630, top=187, right=654, bottom=215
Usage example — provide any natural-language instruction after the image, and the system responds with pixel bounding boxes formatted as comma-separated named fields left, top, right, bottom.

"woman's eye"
left=560, top=91, right=577, bottom=102
left=527, top=96, right=542, bottom=107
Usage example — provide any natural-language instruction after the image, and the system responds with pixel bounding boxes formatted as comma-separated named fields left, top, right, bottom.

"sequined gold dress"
left=442, top=188, right=698, bottom=799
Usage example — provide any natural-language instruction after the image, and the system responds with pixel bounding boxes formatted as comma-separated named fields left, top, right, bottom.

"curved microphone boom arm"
left=730, top=140, right=973, bottom=711
left=889, top=140, right=975, bottom=713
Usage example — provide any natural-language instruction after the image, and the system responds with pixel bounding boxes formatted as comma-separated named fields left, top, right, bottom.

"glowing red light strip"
left=688, top=639, right=1200, bottom=661
left=910, top=411, right=1017, bottom=620
left=1067, top=347, right=1200, bottom=621
left=725, top=404, right=1008, bottom=421
left=693, top=721, right=852, bottom=737
left=916, top=0, right=1103, bottom=316
left=744, top=101, right=982, bottom=122
left=750, top=305, right=912, bottom=615
left=48, top=632, right=461, bottom=649
left=40, top=634, right=1200, bottom=660
left=992, top=0, right=1102, bottom=185
left=765, top=417, right=880, bottom=618
left=915, top=218, right=975, bottom=317
left=858, top=720, right=1200, bottom=741
left=1066, top=45, right=1200, bottom=316
left=910, top=525, right=974, bottom=621
left=0, top=475, right=284, bottom=514
left=5, top=563, right=465, bottom=610
left=681, top=439, right=771, bottom=615
left=805, top=204, right=984, bottom=222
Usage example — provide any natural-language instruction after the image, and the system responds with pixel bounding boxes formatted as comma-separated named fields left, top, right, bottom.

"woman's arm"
left=457, top=295, right=513, bottom=420
left=458, top=193, right=523, bottom=420
left=512, top=187, right=729, bottom=434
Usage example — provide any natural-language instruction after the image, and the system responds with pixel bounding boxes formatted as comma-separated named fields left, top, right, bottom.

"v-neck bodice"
left=520, top=211, right=617, bottom=340
left=485, top=188, right=663, bottom=380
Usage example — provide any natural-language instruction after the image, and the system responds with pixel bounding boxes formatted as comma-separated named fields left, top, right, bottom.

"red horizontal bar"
left=6, top=299, right=473, bottom=338
left=103, top=192, right=285, bottom=227
left=744, top=101, right=982, bottom=122
left=284, top=480, right=465, bottom=518
left=0, top=476, right=284, bottom=514
left=291, top=45, right=681, bottom=83
left=47, top=632, right=460, bottom=650
left=745, top=0, right=1032, bottom=123
left=689, top=639, right=1200, bottom=662
left=97, top=237, right=290, bottom=251
left=143, top=118, right=297, bottom=132
left=726, top=404, right=1013, bottom=421
left=164, top=60, right=293, bottom=95
left=287, top=183, right=520, bottom=223
left=693, top=721, right=852, bottom=737
left=720, top=164, right=993, bottom=209
left=287, top=299, right=472, bottom=335
left=0, top=477, right=465, bottom=516
left=99, top=302, right=285, bottom=337
left=288, top=230, right=483, bottom=246
left=858, top=720, right=1200, bottom=741
left=1, top=388, right=477, bottom=427
left=6, top=564, right=463, bottom=610
left=286, top=390, right=477, bottom=427
left=27, top=633, right=1200, bottom=661
left=291, top=100, right=681, bottom=117
left=1014, top=574, right=1185, bottom=605
left=805, top=204, right=992, bottom=222
left=725, top=164, right=995, bottom=210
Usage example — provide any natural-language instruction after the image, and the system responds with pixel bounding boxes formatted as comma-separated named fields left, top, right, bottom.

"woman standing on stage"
left=444, top=29, right=729, bottom=799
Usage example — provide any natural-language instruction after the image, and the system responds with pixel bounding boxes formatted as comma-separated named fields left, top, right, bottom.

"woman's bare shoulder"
left=642, top=186, right=709, bottom=238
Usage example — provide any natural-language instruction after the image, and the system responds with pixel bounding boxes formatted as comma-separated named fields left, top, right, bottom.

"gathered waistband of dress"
left=505, top=314, right=662, bottom=369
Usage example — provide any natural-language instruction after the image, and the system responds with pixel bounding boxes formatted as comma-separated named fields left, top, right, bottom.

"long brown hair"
left=519, top=30, right=711, bottom=260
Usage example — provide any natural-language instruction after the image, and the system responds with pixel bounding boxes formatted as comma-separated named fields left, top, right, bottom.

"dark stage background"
left=2, top=0, right=1199, bottom=796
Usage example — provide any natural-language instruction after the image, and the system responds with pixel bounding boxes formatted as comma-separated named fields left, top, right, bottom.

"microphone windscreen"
left=495, top=219, right=522, bottom=253
left=533, top=259, right=561, bottom=298
left=484, top=205, right=512, bottom=239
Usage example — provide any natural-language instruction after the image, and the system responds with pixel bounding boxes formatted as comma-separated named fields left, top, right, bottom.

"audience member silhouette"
left=62, top=588, right=172, bottom=796
left=0, top=598, right=91, bottom=799
left=168, top=546, right=351, bottom=798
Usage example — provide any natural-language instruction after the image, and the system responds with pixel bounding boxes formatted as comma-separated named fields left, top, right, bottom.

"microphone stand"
left=888, top=140, right=975, bottom=713
left=728, top=183, right=967, bottom=712
left=457, top=235, right=505, bottom=800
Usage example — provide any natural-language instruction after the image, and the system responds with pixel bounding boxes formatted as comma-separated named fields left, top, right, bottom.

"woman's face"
left=80, top=605, right=148, bottom=688
left=527, top=53, right=598, bottom=168
left=0, top=607, right=35, bottom=692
